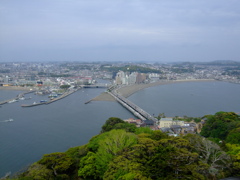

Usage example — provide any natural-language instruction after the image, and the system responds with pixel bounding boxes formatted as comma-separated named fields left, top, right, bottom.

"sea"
left=0, top=81, right=240, bottom=177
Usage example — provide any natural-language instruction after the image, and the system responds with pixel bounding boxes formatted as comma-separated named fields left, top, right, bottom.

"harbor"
left=0, top=90, right=35, bottom=105
left=0, top=84, right=110, bottom=108
left=21, top=87, right=81, bottom=107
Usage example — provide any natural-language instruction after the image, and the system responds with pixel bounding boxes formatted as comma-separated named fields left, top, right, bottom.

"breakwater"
left=21, top=88, right=81, bottom=107
left=0, top=90, right=35, bottom=105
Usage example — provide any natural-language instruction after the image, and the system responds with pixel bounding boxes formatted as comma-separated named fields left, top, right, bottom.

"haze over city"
left=0, top=0, right=240, bottom=62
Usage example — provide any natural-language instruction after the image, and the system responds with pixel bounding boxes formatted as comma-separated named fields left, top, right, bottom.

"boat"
left=48, top=94, right=58, bottom=98
left=0, top=119, right=14, bottom=123
left=19, top=97, right=25, bottom=100
left=33, top=102, right=37, bottom=105
left=40, top=100, right=47, bottom=103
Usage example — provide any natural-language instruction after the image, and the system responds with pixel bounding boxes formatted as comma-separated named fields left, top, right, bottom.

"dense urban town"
left=0, top=60, right=240, bottom=88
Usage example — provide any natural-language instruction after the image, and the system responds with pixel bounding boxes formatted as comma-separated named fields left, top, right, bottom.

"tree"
left=226, top=143, right=240, bottom=176
left=79, top=129, right=138, bottom=179
left=60, top=85, right=70, bottom=89
left=185, top=134, right=231, bottom=179
left=78, top=152, right=99, bottom=179
left=87, top=133, right=109, bottom=152
left=38, top=152, right=73, bottom=177
left=101, top=117, right=125, bottom=133
left=103, top=154, right=148, bottom=180
left=19, top=163, right=53, bottom=180
left=157, top=113, right=166, bottom=119
left=154, top=137, right=207, bottom=179
left=150, top=130, right=168, bottom=141
left=226, top=127, right=240, bottom=144
left=201, top=112, right=240, bottom=140
left=112, top=122, right=137, bottom=133
left=96, top=129, right=137, bottom=177
left=134, top=127, right=153, bottom=135
left=104, top=135, right=208, bottom=180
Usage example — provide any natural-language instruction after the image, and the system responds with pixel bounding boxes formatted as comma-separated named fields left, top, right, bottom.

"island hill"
left=10, top=111, right=240, bottom=180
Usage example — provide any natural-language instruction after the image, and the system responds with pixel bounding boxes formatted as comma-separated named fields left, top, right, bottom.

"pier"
left=0, top=90, right=35, bottom=105
left=21, top=88, right=81, bottom=107
left=108, top=90, right=158, bottom=122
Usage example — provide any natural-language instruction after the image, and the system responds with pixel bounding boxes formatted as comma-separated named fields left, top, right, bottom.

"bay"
left=0, top=81, right=240, bottom=177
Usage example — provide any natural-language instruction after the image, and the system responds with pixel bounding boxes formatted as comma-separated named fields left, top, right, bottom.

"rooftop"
left=160, top=118, right=173, bottom=121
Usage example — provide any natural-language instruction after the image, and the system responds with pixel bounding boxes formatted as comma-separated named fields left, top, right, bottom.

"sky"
left=0, top=0, right=240, bottom=62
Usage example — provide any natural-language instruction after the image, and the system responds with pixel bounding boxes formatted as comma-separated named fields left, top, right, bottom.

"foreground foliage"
left=200, top=112, right=240, bottom=178
left=15, top=114, right=240, bottom=180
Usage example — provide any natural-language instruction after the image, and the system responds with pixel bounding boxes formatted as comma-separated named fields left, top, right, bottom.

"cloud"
left=0, top=0, right=240, bottom=62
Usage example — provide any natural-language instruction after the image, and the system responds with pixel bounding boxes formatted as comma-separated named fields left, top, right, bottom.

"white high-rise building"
left=4, top=76, right=9, bottom=83
left=128, top=72, right=137, bottom=84
left=115, top=71, right=126, bottom=85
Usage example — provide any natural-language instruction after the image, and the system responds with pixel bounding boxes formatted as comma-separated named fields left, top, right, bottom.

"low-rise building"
left=124, top=118, right=143, bottom=127
left=159, top=118, right=184, bottom=128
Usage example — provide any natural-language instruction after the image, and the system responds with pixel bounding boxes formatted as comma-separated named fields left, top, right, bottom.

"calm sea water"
left=0, top=81, right=240, bottom=177
left=0, top=87, right=134, bottom=177
left=128, top=81, right=240, bottom=117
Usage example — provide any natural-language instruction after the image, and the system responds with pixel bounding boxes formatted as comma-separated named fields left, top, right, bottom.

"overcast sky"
left=0, top=0, right=240, bottom=62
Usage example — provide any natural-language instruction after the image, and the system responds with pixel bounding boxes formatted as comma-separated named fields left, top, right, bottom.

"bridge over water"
left=108, top=90, right=158, bottom=123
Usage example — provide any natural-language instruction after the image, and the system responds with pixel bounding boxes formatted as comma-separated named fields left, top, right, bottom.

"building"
left=124, top=118, right=143, bottom=127
left=128, top=72, right=137, bottom=84
left=37, top=80, right=43, bottom=86
left=159, top=118, right=184, bottom=128
left=115, top=71, right=126, bottom=85
left=136, top=73, right=146, bottom=84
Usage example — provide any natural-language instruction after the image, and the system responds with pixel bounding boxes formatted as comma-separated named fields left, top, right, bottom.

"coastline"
left=92, top=79, right=215, bottom=102
left=0, top=86, right=33, bottom=91
left=1, top=79, right=216, bottom=102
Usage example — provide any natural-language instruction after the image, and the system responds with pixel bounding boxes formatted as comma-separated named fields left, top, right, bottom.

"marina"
left=21, top=87, right=81, bottom=107
left=0, top=84, right=110, bottom=108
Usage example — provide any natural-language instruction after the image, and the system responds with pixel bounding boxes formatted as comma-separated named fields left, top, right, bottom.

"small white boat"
left=0, top=119, right=14, bottom=123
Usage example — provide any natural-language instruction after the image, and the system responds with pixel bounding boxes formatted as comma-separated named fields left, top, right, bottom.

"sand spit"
left=91, top=92, right=116, bottom=102
left=92, top=79, right=215, bottom=102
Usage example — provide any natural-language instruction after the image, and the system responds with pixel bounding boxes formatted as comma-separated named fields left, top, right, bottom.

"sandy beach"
left=92, top=79, right=215, bottom=102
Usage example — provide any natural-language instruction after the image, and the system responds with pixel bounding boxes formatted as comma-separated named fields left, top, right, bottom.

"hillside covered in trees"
left=13, top=112, right=240, bottom=180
